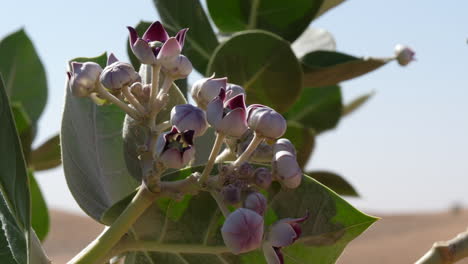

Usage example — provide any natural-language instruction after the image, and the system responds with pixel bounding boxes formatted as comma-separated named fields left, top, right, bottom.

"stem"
left=199, top=133, right=226, bottom=183
left=210, top=191, right=230, bottom=218
left=415, top=228, right=468, bottom=264
left=155, top=120, right=171, bottom=132
left=248, top=0, right=260, bottom=29
left=122, top=84, right=146, bottom=115
left=115, top=239, right=229, bottom=255
left=157, top=75, right=174, bottom=99
left=233, top=132, right=264, bottom=166
left=68, top=185, right=157, bottom=264
left=149, top=64, right=161, bottom=110
left=96, top=84, right=141, bottom=120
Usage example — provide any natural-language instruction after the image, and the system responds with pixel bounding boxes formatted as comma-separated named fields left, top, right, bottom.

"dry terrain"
left=43, top=209, right=468, bottom=263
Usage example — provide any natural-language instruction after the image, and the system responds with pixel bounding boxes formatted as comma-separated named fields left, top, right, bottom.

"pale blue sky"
left=1, top=0, right=467, bottom=214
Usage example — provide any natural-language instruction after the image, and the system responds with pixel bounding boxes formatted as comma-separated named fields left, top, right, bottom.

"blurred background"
left=1, top=0, right=466, bottom=215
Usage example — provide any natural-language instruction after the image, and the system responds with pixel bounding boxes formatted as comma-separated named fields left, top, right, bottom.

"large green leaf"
left=306, top=171, right=358, bottom=197
left=0, top=76, right=49, bottom=264
left=316, top=0, right=346, bottom=18
left=207, top=30, right=303, bottom=113
left=292, top=27, right=336, bottom=59
left=0, top=29, right=47, bottom=125
left=302, top=51, right=391, bottom=87
left=104, top=165, right=376, bottom=264
left=206, top=0, right=324, bottom=42
left=30, top=134, right=61, bottom=171
left=153, top=0, right=219, bottom=74
left=284, top=85, right=343, bottom=133
left=283, top=122, right=316, bottom=168
left=11, top=102, right=33, bottom=164
left=61, top=53, right=139, bottom=221
left=342, top=92, right=374, bottom=117
left=29, top=172, right=49, bottom=241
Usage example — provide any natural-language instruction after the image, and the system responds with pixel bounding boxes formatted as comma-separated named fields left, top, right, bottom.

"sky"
left=1, top=0, right=467, bottom=215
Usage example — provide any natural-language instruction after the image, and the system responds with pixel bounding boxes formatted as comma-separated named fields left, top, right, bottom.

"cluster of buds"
left=68, top=21, right=308, bottom=263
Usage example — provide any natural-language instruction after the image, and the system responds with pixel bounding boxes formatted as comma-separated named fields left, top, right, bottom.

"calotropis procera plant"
left=57, top=21, right=377, bottom=264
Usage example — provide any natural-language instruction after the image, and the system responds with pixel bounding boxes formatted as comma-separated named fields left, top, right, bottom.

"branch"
left=415, top=228, right=468, bottom=264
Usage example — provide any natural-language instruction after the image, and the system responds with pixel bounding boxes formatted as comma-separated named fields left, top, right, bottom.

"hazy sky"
left=1, top=0, right=467, bottom=214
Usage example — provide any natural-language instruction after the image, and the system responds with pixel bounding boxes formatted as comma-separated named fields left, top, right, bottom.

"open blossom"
left=247, top=105, right=287, bottom=139
left=225, top=83, right=245, bottom=101
left=206, top=89, right=248, bottom=137
left=170, top=104, right=208, bottom=137
left=263, top=213, right=309, bottom=264
left=128, top=21, right=188, bottom=65
left=191, top=76, right=227, bottom=109
left=99, top=53, right=140, bottom=91
left=68, top=61, right=102, bottom=97
left=272, top=150, right=302, bottom=189
left=155, top=126, right=195, bottom=169
left=221, top=208, right=264, bottom=254
left=394, top=44, right=415, bottom=66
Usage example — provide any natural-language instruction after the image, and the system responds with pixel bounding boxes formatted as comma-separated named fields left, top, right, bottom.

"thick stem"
left=149, top=64, right=161, bottom=110
left=122, top=84, right=146, bottom=115
left=199, top=133, right=226, bottom=183
left=232, top=132, right=264, bottom=166
left=68, top=185, right=157, bottom=264
left=157, top=75, right=174, bottom=100
left=96, top=84, right=140, bottom=120
left=415, top=228, right=468, bottom=264
left=210, top=191, right=230, bottom=218
left=155, top=120, right=171, bottom=132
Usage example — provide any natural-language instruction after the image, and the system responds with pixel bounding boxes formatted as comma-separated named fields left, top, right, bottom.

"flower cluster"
left=68, top=21, right=308, bottom=264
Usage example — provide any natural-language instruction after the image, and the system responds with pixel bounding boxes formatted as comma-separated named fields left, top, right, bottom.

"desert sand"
left=43, top=209, right=468, bottom=264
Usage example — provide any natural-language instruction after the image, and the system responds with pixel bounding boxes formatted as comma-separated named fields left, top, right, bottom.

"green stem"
left=68, top=185, right=157, bottom=264
left=248, top=0, right=261, bottom=29
left=149, top=64, right=161, bottom=110
left=122, top=84, right=146, bottom=115
left=115, top=239, right=229, bottom=255
left=233, top=132, right=264, bottom=166
left=157, top=75, right=174, bottom=99
left=96, top=84, right=140, bottom=120
left=210, top=191, right=230, bottom=218
left=199, top=133, right=226, bottom=183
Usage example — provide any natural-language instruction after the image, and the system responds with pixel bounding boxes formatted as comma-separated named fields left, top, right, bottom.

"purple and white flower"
left=155, top=126, right=195, bottom=169
left=207, top=89, right=248, bottom=138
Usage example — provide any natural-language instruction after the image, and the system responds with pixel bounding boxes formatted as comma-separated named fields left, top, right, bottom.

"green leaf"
left=29, top=172, right=49, bottom=241
left=306, top=171, right=358, bottom=196
left=207, top=30, right=303, bottom=113
left=284, top=122, right=316, bottom=168
left=0, top=29, right=47, bottom=125
left=153, top=0, right=219, bottom=74
left=292, top=27, right=336, bottom=58
left=61, top=53, right=139, bottom=222
left=302, top=51, right=391, bottom=87
left=316, top=0, right=346, bottom=18
left=284, top=85, right=343, bottom=133
left=206, top=0, right=325, bottom=42
left=342, top=91, right=374, bottom=117
left=0, top=75, right=49, bottom=263
left=30, top=134, right=61, bottom=171
left=105, top=165, right=376, bottom=264
left=11, top=102, right=33, bottom=164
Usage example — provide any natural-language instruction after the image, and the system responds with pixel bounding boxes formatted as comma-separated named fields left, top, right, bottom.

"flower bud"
left=222, top=184, right=241, bottom=205
left=68, top=62, right=102, bottom=97
left=244, top=192, right=267, bottom=216
left=162, top=55, right=192, bottom=80
left=273, top=138, right=296, bottom=156
left=253, top=167, right=272, bottom=189
left=394, top=44, right=415, bottom=66
left=272, top=151, right=302, bottom=189
left=236, top=162, right=254, bottom=178
left=207, top=90, right=248, bottom=138
left=225, top=83, right=245, bottom=101
left=221, top=208, right=264, bottom=254
left=130, top=83, right=151, bottom=104
left=191, top=76, right=227, bottom=109
left=247, top=105, right=287, bottom=139
left=100, top=61, right=140, bottom=91
left=170, top=104, right=208, bottom=137
left=156, top=37, right=181, bottom=63
left=155, top=127, right=195, bottom=169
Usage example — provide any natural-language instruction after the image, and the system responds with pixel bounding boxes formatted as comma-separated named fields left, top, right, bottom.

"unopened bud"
left=162, top=55, right=192, bottom=80
left=130, top=83, right=150, bottom=104
left=170, top=104, right=208, bottom=137
left=191, top=76, right=227, bottom=109
left=221, top=208, right=264, bottom=254
left=274, top=138, right=296, bottom=156
left=244, top=192, right=267, bottom=216
left=100, top=61, right=140, bottom=91
left=247, top=105, right=286, bottom=139
left=68, top=62, right=102, bottom=97
left=222, top=184, right=241, bottom=205
left=394, top=44, right=415, bottom=66
left=236, top=162, right=254, bottom=178
left=272, top=151, right=302, bottom=189
left=253, top=167, right=272, bottom=189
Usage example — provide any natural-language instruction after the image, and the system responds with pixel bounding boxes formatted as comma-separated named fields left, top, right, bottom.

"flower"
left=225, top=83, right=245, bottom=101
left=67, top=61, right=102, bottom=97
left=273, top=138, right=296, bottom=156
left=394, top=44, right=415, bottom=66
left=253, top=167, right=272, bottom=189
left=263, top=212, right=309, bottom=264
left=272, top=150, right=302, bottom=189
left=221, top=208, right=264, bottom=254
left=155, top=126, right=195, bottom=169
left=247, top=105, right=287, bottom=139
left=191, top=76, right=227, bottom=109
left=99, top=53, right=140, bottom=91
left=244, top=192, right=267, bottom=216
left=162, top=54, right=193, bottom=80
left=170, top=104, right=208, bottom=137
left=127, top=21, right=188, bottom=65
left=206, top=89, right=248, bottom=138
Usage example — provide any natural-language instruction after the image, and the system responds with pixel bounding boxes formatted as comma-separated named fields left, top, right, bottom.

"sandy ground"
left=43, top=209, right=468, bottom=264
